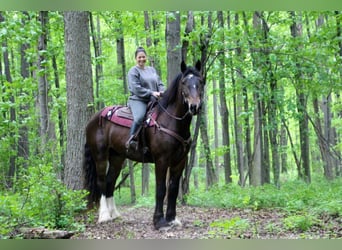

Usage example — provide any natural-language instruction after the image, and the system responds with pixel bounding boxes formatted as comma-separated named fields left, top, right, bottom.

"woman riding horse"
left=83, top=60, right=203, bottom=230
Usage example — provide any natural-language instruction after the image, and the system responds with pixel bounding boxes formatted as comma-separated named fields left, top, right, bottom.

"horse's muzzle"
left=189, top=103, right=201, bottom=115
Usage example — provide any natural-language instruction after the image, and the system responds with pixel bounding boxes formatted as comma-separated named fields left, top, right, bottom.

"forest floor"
left=72, top=205, right=342, bottom=239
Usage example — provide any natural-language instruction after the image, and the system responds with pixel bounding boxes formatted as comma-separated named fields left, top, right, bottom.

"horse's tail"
left=83, top=143, right=100, bottom=208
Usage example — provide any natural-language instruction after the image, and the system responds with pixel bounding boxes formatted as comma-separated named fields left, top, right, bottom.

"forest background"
left=0, top=10, right=341, bottom=238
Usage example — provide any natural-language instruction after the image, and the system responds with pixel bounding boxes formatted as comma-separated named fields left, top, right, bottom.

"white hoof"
left=98, top=210, right=112, bottom=223
left=169, top=218, right=182, bottom=227
left=158, top=218, right=182, bottom=232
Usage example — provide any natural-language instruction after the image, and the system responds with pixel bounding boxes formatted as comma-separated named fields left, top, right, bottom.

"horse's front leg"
left=165, top=158, right=186, bottom=227
left=153, top=162, right=168, bottom=229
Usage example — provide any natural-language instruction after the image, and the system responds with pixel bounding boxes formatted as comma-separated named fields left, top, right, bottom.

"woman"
left=126, top=47, right=165, bottom=151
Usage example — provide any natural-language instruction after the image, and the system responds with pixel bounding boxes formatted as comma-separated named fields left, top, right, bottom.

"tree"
left=166, top=11, right=181, bottom=83
left=217, top=11, right=232, bottom=184
left=199, top=12, right=217, bottom=188
left=18, top=11, right=30, bottom=170
left=64, top=11, right=94, bottom=190
left=290, top=11, right=311, bottom=183
left=37, top=11, right=53, bottom=147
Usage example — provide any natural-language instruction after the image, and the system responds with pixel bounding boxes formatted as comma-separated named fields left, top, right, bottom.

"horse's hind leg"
left=96, top=159, right=113, bottom=223
left=105, top=153, right=125, bottom=219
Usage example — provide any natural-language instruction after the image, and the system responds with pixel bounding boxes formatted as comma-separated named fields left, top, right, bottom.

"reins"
left=157, top=100, right=191, bottom=121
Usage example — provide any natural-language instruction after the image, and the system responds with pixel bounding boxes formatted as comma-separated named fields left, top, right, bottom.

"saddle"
left=100, top=102, right=158, bottom=128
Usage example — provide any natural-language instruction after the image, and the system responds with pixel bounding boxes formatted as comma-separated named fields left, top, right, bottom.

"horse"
left=83, top=60, right=203, bottom=230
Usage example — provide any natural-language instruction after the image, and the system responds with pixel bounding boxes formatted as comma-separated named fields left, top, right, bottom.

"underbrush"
left=0, top=162, right=87, bottom=239
left=185, top=177, right=342, bottom=216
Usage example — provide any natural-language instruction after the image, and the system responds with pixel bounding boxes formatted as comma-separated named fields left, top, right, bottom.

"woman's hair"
left=135, top=46, right=146, bottom=58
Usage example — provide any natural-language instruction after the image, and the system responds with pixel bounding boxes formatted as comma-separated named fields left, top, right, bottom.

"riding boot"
left=125, top=122, right=141, bottom=151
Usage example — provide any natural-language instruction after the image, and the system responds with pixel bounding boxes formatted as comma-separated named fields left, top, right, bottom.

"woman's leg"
left=126, top=100, right=147, bottom=149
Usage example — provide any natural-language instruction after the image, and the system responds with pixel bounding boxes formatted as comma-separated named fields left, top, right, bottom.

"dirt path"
left=72, top=205, right=341, bottom=239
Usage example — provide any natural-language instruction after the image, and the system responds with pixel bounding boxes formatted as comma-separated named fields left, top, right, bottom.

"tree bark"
left=64, top=11, right=94, bottom=190
left=290, top=11, right=311, bottom=183
left=166, top=11, right=181, bottom=83
left=38, top=11, right=54, bottom=147
left=217, top=11, right=232, bottom=184
left=233, top=12, right=248, bottom=186
left=18, top=11, right=30, bottom=171
left=90, top=12, right=104, bottom=110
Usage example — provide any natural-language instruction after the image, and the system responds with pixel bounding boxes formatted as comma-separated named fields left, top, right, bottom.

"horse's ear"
left=195, top=60, right=201, bottom=72
left=181, top=60, right=187, bottom=73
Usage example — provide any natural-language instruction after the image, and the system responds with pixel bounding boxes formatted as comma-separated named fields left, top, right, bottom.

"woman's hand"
left=152, top=91, right=162, bottom=98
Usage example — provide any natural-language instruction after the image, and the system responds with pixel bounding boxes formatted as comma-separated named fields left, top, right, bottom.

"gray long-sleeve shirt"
left=127, top=65, right=165, bottom=102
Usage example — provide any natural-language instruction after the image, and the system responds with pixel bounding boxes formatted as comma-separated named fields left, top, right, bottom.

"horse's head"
left=180, top=60, right=203, bottom=116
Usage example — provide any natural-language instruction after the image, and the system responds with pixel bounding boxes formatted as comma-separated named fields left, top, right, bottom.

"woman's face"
left=136, top=51, right=147, bottom=68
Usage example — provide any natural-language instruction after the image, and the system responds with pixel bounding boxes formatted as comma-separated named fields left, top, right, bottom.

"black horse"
left=83, top=60, right=203, bottom=229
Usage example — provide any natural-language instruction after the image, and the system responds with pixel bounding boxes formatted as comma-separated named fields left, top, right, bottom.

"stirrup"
left=125, top=135, right=138, bottom=151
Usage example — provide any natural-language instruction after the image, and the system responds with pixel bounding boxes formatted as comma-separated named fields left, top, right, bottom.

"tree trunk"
left=290, top=11, right=311, bottom=183
left=200, top=12, right=217, bottom=188
left=52, top=54, right=65, bottom=178
left=243, top=11, right=264, bottom=186
left=64, top=11, right=94, bottom=190
left=232, top=12, right=247, bottom=186
left=115, top=12, right=127, bottom=95
left=90, top=12, right=104, bottom=110
left=38, top=11, right=53, bottom=147
left=217, top=11, right=232, bottom=184
left=18, top=11, right=30, bottom=171
left=166, top=11, right=181, bottom=83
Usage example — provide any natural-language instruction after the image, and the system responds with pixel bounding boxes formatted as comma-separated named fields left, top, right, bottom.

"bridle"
left=156, top=73, right=202, bottom=121
left=157, top=101, right=191, bottom=121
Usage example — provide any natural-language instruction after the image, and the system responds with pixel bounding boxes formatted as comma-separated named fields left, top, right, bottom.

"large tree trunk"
left=166, top=11, right=181, bottom=83
left=64, top=11, right=94, bottom=190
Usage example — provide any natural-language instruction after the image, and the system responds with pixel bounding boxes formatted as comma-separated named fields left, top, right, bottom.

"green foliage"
left=185, top=177, right=342, bottom=217
left=0, top=162, right=87, bottom=238
left=208, top=217, right=250, bottom=239
left=283, top=213, right=318, bottom=232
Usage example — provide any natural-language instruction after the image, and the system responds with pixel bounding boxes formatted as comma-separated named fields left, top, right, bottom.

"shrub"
left=0, top=163, right=87, bottom=238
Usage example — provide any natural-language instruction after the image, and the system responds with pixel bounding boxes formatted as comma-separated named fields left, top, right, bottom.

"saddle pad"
left=100, top=105, right=133, bottom=128
left=100, top=105, right=159, bottom=128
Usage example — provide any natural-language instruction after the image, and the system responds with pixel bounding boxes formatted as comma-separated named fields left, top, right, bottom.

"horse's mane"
left=157, top=65, right=201, bottom=114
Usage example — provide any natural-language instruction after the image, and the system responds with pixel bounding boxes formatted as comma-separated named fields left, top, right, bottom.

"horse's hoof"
left=154, top=218, right=169, bottom=230
left=154, top=218, right=182, bottom=231
left=168, top=218, right=182, bottom=227
left=98, top=211, right=112, bottom=223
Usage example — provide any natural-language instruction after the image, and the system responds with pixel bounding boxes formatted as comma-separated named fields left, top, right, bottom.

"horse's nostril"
left=190, top=104, right=198, bottom=114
